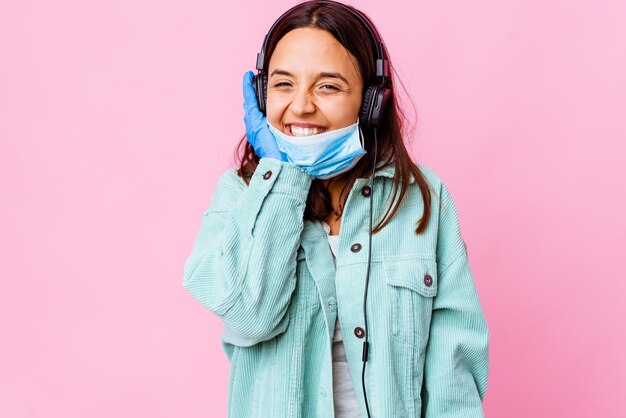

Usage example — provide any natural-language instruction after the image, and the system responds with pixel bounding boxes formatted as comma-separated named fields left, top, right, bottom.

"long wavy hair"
left=235, top=0, right=434, bottom=234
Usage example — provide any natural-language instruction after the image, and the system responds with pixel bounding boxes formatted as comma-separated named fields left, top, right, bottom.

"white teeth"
left=289, top=125, right=326, bottom=137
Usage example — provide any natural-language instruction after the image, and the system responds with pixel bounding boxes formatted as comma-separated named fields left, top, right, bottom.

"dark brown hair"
left=235, top=0, right=434, bottom=234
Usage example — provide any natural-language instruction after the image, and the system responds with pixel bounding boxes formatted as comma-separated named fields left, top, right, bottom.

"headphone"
left=252, top=0, right=392, bottom=130
left=252, top=2, right=392, bottom=417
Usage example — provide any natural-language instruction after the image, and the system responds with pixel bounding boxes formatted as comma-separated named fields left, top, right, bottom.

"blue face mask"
left=266, top=119, right=367, bottom=180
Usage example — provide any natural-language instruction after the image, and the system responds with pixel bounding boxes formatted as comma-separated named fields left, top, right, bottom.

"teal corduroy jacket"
left=183, top=157, right=489, bottom=417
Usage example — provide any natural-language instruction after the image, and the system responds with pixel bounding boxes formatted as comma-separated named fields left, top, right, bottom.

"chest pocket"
left=384, top=257, right=438, bottom=350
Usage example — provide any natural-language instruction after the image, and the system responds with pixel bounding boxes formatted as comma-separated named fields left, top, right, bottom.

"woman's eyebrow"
left=317, top=71, right=349, bottom=84
left=270, top=68, right=349, bottom=84
left=270, top=69, right=293, bottom=78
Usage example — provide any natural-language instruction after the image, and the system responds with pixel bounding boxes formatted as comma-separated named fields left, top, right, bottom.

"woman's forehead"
left=268, top=27, right=360, bottom=81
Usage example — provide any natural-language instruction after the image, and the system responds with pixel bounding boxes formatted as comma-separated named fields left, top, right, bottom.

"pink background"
left=1, top=0, right=625, bottom=416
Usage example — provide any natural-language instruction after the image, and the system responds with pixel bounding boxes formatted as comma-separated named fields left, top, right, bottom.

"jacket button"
left=361, top=186, right=371, bottom=197
left=350, top=243, right=362, bottom=253
left=354, top=327, right=365, bottom=338
left=424, top=274, right=433, bottom=286
left=262, top=170, right=272, bottom=180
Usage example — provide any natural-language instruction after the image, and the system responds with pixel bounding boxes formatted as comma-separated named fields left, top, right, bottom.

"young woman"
left=184, top=1, right=489, bottom=417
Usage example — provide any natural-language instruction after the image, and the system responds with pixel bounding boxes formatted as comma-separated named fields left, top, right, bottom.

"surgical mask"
left=267, top=119, right=367, bottom=180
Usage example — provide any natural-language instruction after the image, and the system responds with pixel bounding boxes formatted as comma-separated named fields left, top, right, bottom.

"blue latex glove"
left=242, top=71, right=288, bottom=162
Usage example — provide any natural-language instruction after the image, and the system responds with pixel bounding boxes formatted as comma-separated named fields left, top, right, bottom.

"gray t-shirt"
left=322, top=221, right=362, bottom=418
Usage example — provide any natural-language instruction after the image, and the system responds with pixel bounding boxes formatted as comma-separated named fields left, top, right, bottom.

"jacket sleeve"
left=421, top=181, right=490, bottom=417
left=183, top=158, right=313, bottom=347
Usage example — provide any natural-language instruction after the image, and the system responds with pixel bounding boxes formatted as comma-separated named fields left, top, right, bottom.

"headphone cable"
left=361, top=126, right=377, bottom=418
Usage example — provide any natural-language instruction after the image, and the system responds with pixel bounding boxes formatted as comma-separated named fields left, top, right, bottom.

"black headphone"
left=252, top=0, right=392, bottom=130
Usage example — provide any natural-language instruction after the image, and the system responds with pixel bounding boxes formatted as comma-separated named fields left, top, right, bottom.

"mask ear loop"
left=361, top=125, right=377, bottom=418
left=357, top=119, right=366, bottom=149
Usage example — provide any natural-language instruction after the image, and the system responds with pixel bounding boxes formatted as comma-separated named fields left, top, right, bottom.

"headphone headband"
left=255, top=0, right=389, bottom=83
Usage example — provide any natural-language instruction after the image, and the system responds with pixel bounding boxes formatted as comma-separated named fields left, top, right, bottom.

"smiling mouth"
left=286, top=125, right=327, bottom=137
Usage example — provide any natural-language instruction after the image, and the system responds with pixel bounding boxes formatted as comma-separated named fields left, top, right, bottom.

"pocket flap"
left=384, top=258, right=438, bottom=297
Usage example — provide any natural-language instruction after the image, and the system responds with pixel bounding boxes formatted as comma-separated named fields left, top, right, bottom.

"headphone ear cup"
left=373, top=85, right=391, bottom=127
left=360, top=85, right=377, bottom=128
left=252, top=73, right=268, bottom=115
left=360, top=84, right=391, bottom=129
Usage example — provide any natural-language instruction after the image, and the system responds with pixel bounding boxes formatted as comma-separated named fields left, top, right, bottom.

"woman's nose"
left=289, top=88, right=316, bottom=115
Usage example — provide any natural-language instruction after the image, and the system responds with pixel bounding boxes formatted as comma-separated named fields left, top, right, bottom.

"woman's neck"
left=319, top=176, right=353, bottom=222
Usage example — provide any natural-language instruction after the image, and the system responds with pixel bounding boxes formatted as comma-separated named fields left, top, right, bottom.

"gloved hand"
left=242, top=71, right=288, bottom=162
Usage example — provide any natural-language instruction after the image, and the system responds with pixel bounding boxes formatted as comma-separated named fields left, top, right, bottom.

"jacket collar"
left=302, top=162, right=415, bottom=240
left=370, top=162, right=415, bottom=184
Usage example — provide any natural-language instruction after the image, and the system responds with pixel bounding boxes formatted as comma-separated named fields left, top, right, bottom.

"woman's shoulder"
left=414, top=163, right=464, bottom=213
left=416, top=163, right=469, bottom=208
left=414, top=162, right=444, bottom=192
left=216, top=167, right=250, bottom=190
left=204, top=167, right=249, bottom=213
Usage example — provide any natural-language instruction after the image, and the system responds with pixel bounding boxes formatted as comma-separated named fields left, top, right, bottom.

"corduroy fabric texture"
left=183, top=157, right=489, bottom=417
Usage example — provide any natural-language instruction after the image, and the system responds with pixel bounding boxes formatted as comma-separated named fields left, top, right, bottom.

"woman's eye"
left=320, top=84, right=340, bottom=91
left=273, top=82, right=292, bottom=88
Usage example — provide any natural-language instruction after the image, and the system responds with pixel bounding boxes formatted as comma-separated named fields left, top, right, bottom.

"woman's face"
left=266, top=27, right=364, bottom=137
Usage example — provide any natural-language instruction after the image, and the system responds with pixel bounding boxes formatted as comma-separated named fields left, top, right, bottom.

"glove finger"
left=246, top=105, right=265, bottom=132
left=242, top=72, right=255, bottom=119
left=242, top=71, right=257, bottom=103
